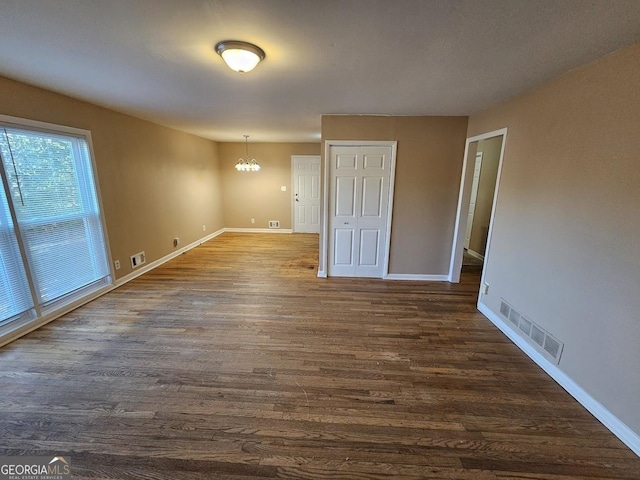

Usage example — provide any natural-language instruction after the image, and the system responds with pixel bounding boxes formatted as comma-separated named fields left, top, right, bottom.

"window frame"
left=0, top=114, right=114, bottom=344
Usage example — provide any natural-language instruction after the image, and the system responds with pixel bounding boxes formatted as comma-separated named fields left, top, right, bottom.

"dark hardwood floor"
left=1, top=233, right=638, bottom=479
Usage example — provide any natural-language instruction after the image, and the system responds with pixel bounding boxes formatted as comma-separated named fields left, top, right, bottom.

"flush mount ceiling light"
left=235, top=135, right=260, bottom=172
left=215, top=40, right=265, bottom=73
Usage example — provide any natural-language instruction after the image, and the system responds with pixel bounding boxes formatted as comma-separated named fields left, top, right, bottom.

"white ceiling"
left=1, top=0, right=640, bottom=142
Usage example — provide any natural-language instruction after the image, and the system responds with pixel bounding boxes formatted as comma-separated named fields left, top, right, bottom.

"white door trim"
left=448, top=128, right=508, bottom=283
left=320, top=140, right=397, bottom=278
left=291, top=155, right=321, bottom=233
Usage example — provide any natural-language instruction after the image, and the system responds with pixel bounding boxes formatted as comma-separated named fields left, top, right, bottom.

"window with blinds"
left=0, top=120, right=110, bottom=330
left=0, top=184, right=33, bottom=326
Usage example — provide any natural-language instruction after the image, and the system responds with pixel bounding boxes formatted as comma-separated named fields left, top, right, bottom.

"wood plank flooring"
left=1, top=232, right=638, bottom=479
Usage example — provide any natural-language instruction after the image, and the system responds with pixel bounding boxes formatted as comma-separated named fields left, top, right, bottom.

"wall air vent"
left=499, top=299, right=564, bottom=364
left=508, top=308, right=520, bottom=326
left=518, top=317, right=532, bottom=336
left=544, top=336, right=561, bottom=358
left=531, top=325, right=545, bottom=347
left=500, top=301, right=511, bottom=318
left=130, top=251, right=146, bottom=269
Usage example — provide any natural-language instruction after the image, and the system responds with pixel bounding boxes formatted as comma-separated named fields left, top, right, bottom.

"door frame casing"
left=290, top=155, right=321, bottom=233
left=448, top=128, right=507, bottom=284
left=319, top=140, right=397, bottom=278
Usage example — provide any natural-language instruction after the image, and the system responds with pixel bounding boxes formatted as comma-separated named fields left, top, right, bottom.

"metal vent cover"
left=498, top=298, right=564, bottom=364
left=544, top=336, right=561, bottom=358
left=508, top=309, right=520, bottom=326
left=531, top=325, right=545, bottom=347
left=518, top=317, right=532, bottom=336
left=500, top=301, right=511, bottom=318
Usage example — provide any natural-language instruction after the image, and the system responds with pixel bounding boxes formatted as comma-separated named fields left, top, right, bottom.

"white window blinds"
left=0, top=123, right=110, bottom=327
left=0, top=183, right=33, bottom=325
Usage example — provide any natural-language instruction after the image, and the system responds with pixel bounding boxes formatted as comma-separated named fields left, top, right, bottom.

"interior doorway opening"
left=462, top=135, right=503, bottom=272
left=448, top=128, right=507, bottom=287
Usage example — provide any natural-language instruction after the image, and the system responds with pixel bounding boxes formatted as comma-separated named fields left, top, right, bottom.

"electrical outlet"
left=268, top=220, right=280, bottom=228
left=114, top=260, right=120, bottom=270
left=202, top=225, right=206, bottom=232
left=173, top=237, right=180, bottom=247
left=251, top=218, right=255, bottom=224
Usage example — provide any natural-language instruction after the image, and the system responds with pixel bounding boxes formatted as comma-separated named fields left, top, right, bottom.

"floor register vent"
left=499, top=299, right=564, bottom=364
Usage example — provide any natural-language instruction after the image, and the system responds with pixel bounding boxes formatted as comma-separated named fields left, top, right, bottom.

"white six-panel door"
left=328, top=145, right=393, bottom=277
left=293, top=156, right=321, bottom=233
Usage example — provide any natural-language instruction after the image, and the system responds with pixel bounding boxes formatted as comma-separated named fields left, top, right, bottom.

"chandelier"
left=235, top=135, right=260, bottom=172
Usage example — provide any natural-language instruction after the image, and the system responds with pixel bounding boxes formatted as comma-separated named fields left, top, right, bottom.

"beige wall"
left=322, top=115, right=468, bottom=275
left=219, top=142, right=320, bottom=229
left=0, top=76, right=224, bottom=280
left=468, top=42, right=640, bottom=433
left=469, top=136, right=502, bottom=255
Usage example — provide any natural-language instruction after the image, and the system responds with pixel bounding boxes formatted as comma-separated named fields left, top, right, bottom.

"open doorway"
left=448, top=128, right=507, bottom=285
left=463, top=136, right=503, bottom=270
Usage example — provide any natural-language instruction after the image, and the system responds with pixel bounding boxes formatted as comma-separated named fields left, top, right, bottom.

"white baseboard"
left=316, top=273, right=448, bottom=281
left=466, top=249, right=485, bottom=261
left=115, top=228, right=225, bottom=287
left=385, top=273, right=449, bottom=281
left=223, top=228, right=292, bottom=234
left=477, top=301, right=640, bottom=457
